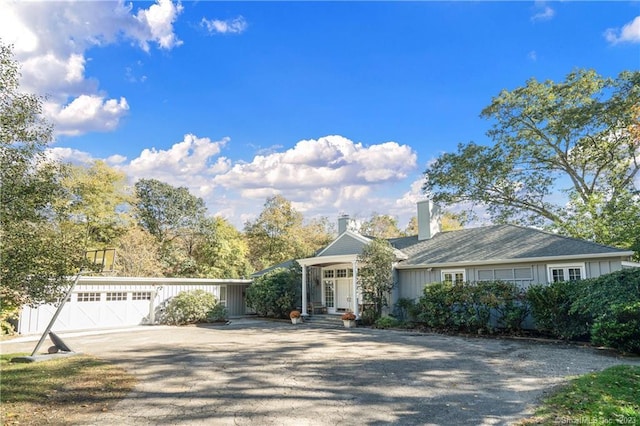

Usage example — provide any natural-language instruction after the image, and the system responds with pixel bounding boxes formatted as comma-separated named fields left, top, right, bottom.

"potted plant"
left=341, top=312, right=357, bottom=328
left=289, top=310, right=303, bottom=324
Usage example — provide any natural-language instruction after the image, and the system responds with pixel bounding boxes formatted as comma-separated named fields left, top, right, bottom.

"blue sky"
left=2, top=1, right=639, bottom=229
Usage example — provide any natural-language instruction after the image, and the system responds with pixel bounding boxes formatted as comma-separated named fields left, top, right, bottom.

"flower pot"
left=343, top=319, right=357, bottom=328
left=291, top=317, right=303, bottom=324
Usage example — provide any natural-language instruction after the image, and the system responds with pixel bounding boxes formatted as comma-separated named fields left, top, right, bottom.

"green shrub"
left=394, top=297, right=416, bottom=321
left=527, top=281, right=591, bottom=340
left=246, top=266, right=301, bottom=318
left=570, top=269, right=640, bottom=320
left=161, top=290, right=217, bottom=325
left=415, top=282, right=454, bottom=329
left=591, top=302, right=640, bottom=354
left=374, top=316, right=402, bottom=329
left=206, top=303, right=228, bottom=323
left=567, top=269, right=640, bottom=354
left=476, top=281, right=529, bottom=332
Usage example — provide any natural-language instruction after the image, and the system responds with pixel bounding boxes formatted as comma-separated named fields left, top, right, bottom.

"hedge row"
left=405, top=269, right=640, bottom=354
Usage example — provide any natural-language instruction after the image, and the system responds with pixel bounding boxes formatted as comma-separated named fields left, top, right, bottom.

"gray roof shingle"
left=389, top=224, right=630, bottom=266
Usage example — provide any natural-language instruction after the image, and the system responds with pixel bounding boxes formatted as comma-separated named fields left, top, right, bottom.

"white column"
left=352, top=260, right=359, bottom=319
left=301, top=266, right=308, bottom=317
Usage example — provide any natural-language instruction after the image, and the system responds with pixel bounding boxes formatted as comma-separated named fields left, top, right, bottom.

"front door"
left=335, top=279, right=351, bottom=312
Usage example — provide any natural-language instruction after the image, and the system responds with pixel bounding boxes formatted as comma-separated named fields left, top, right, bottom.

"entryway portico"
left=297, top=254, right=360, bottom=319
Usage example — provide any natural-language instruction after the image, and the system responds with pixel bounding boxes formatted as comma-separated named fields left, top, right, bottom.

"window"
left=548, top=264, right=585, bottom=283
left=132, top=292, right=152, bottom=301
left=323, top=270, right=334, bottom=278
left=442, top=270, right=465, bottom=284
left=219, top=286, right=227, bottom=307
left=324, top=280, right=334, bottom=308
left=106, top=292, right=127, bottom=301
left=77, top=292, right=101, bottom=302
left=336, top=269, right=347, bottom=278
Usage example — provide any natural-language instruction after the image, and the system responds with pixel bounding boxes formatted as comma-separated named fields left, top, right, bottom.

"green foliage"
left=244, top=195, right=332, bottom=271
left=526, top=281, right=591, bottom=340
left=61, top=160, right=132, bottom=247
left=246, top=266, right=301, bottom=318
left=193, top=216, right=252, bottom=279
left=160, top=290, right=217, bottom=325
left=1, top=42, right=87, bottom=312
left=591, top=303, right=640, bottom=354
left=374, top=316, right=402, bottom=329
left=359, top=213, right=402, bottom=238
left=394, top=297, right=416, bottom=321
left=425, top=69, right=640, bottom=257
left=571, top=269, right=640, bottom=353
left=476, top=281, right=529, bottom=332
left=357, top=238, right=396, bottom=321
left=206, top=303, right=228, bottom=323
left=415, top=281, right=529, bottom=333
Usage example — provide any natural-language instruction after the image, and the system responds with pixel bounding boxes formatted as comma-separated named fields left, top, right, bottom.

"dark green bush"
left=161, top=290, right=217, bottom=325
left=476, top=281, right=529, bottom=332
left=415, top=282, right=455, bottom=329
left=571, top=269, right=640, bottom=354
left=374, top=316, right=402, bottom=329
left=591, top=302, right=640, bottom=354
left=415, top=281, right=528, bottom=333
left=246, top=266, right=301, bottom=318
left=206, top=303, right=228, bottom=322
left=394, top=297, right=416, bottom=321
left=527, top=281, right=591, bottom=340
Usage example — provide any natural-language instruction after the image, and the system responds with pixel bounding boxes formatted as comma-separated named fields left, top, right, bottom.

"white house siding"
left=17, top=278, right=251, bottom=335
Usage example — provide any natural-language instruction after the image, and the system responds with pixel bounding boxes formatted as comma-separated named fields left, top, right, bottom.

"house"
left=296, top=200, right=639, bottom=318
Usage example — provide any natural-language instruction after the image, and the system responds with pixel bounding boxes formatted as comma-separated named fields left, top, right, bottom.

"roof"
left=390, top=224, right=632, bottom=267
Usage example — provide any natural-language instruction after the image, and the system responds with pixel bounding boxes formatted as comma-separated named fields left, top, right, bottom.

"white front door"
left=335, top=279, right=351, bottom=312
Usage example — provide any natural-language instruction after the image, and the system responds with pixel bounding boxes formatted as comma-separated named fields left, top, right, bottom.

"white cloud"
left=0, top=0, right=183, bottom=137
left=528, top=51, right=537, bottom=62
left=44, top=95, right=130, bottom=136
left=46, top=147, right=97, bottom=165
left=214, top=135, right=416, bottom=190
left=604, top=16, right=640, bottom=45
left=201, top=16, right=248, bottom=35
left=50, top=134, right=421, bottom=229
left=531, top=2, right=555, bottom=22
left=122, top=134, right=230, bottom=196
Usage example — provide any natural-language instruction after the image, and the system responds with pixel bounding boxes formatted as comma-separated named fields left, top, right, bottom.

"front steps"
left=302, top=314, right=343, bottom=329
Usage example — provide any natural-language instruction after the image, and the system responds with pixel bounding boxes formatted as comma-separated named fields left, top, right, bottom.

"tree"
left=114, top=227, right=163, bottom=277
left=0, top=43, right=86, bottom=314
left=244, top=195, right=308, bottom=271
left=425, top=69, right=640, bottom=255
left=134, top=179, right=207, bottom=275
left=193, top=216, right=252, bottom=278
left=357, top=238, right=396, bottom=322
left=61, top=160, right=132, bottom=247
left=134, top=178, right=206, bottom=244
left=359, top=213, right=403, bottom=238
left=404, top=211, right=466, bottom=235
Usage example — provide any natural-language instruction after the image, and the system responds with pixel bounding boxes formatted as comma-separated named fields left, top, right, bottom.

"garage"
left=17, top=276, right=252, bottom=335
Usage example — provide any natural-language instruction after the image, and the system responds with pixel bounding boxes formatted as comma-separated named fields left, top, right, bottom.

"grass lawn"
left=521, top=365, right=640, bottom=425
left=0, top=352, right=136, bottom=425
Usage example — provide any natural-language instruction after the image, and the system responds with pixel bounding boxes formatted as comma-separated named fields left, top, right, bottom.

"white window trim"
left=546, top=262, right=586, bottom=283
left=441, top=269, right=466, bottom=283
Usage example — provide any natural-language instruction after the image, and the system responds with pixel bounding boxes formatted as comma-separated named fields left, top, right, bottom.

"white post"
left=352, top=260, right=359, bottom=319
left=301, top=266, right=308, bottom=317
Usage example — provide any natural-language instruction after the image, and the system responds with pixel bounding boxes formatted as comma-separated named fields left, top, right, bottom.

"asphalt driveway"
left=2, top=318, right=638, bottom=425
